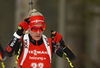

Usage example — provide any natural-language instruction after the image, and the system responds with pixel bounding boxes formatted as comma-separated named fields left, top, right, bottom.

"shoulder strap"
left=42, top=34, right=52, bottom=63
left=20, top=34, right=29, bottom=66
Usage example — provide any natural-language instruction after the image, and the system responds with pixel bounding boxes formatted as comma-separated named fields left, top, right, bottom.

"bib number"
left=31, top=63, right=44, bottom=68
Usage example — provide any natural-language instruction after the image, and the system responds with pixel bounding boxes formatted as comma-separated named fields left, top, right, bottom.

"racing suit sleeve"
left=5, top=18, right=29, bottom=57
left=5, top=28, right=23, bottom=57
left=54, top=39, right=76, bottom=61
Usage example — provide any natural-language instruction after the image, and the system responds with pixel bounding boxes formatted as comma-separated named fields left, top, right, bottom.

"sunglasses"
left=31, top=26, right=45, bottom=32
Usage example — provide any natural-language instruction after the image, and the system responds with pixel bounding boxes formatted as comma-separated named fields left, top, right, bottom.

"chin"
left=34, top=38, right=41, bottom=41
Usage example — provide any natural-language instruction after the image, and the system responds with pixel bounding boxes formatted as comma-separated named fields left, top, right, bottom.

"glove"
left=13, top=17, right=30, bottom=39
left=19, top=17, right=30, bottom=31
left=51, top=30, right=62, bottom=43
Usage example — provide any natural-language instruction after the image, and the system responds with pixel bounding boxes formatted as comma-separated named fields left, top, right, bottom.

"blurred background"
left=0, top=0, right=100, bottom=68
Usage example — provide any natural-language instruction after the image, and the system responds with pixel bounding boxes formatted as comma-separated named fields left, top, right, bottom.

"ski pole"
left=0, top=60, right=5, bottom=68
left=0, top=52, right=5, bottom=68
left=56, top=42, right=74, bottom=68
left=0, top=44, right=6, bottom=68
left=14, top=42, right=23, bottom=68
left=51, top=30, right=74, bottom=68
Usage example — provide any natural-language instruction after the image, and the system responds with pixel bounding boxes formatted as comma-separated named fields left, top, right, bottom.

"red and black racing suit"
left=5, top=29, right=75, bottom=68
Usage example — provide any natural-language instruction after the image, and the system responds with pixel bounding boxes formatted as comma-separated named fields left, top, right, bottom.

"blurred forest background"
left=0, top=0, right=100, bottom=68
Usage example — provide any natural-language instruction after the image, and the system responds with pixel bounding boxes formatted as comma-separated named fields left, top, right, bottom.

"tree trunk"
left=84, top=2, right=100, bottom=68
left=14, top=0, right=31, bottom=68
left=56, top=0, right=67, bottom=68
left=65, top=0, right=84, bottom=68
left=14, top=0, right=30, bottom=30
left=0, top=0, right=15, bottom=68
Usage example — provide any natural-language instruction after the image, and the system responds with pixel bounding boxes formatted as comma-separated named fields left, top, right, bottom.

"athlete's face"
left=29, top=24, right=44, bottom=41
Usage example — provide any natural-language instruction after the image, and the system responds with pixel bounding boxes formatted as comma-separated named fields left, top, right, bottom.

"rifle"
left=29, top=0, right=33, bottom=10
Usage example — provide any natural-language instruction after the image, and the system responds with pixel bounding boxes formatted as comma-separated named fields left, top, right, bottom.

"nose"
left=36, top=30, right=40, bottom=34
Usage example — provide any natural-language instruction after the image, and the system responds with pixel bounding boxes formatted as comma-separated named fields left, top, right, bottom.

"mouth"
left=35, top=36, right=40, bottom=37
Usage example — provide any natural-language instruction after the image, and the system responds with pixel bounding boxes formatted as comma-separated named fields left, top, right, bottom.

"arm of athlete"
left=51, top=30, right=76, bottom=61
left=5, top=18, right=30, bottom=57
